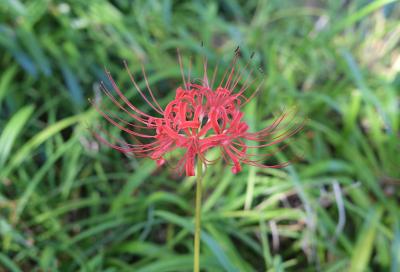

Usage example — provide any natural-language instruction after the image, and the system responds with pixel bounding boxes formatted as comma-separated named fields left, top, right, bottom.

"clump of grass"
left=0, top=1, right=399, bottom=271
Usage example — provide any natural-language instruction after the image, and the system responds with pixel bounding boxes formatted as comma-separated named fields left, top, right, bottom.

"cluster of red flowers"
left=92, top=50, right=304, bottom=176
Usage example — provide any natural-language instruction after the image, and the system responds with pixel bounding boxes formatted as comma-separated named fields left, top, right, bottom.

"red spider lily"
left=91, top=50, right=304, bottom=176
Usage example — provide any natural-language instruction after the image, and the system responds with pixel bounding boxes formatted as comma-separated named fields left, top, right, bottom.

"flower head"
left=91, top=49, right=304, bottom=176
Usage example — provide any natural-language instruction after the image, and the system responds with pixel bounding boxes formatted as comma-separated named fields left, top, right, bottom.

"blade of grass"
left=156, top=210, right=239, bottom=272
left=349, top=206, right=383, bottom=272
left=0, top=105, right=34, bottom=167
left=0, top=253, right=22, bottom=272
left=0, top=64, right=18, bottom=105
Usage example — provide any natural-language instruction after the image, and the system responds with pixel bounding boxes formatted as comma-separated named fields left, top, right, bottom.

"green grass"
left=1, top=0, right=399, bottom=271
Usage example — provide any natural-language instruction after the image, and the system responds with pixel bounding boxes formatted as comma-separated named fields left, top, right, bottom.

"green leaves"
left=0, top=253, right=22, bottom=272
left=0, top=0, right=399, bottom=271
left=156, top=210, right=239, bottom=272
left=0, top=105, right=34, bottom=168
left=349, top=207, right=383, bottom=272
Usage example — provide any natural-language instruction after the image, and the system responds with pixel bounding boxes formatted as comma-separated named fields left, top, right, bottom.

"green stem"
left=194, top=159, right=203, bottom=272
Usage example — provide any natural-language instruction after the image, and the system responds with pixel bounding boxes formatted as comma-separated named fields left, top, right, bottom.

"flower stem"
left=194, top=159, right=203, bottom=272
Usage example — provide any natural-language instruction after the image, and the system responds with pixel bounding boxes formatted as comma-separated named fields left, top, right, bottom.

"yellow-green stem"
left=194, top=159, right=203, bottom=272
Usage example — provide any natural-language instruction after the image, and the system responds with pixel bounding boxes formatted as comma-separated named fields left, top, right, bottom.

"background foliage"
left=0, top=0, right=399, bottom=271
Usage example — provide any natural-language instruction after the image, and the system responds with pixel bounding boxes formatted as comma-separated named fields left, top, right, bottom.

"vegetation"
left=0, top=0, right=399, bottom=271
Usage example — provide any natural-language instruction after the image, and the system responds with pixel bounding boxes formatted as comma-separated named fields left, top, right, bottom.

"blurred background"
left=0, top=0, right=399, bottom=271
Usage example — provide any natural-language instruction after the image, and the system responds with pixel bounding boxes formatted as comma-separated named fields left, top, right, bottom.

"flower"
left=91, top=49, right=304, bottom=176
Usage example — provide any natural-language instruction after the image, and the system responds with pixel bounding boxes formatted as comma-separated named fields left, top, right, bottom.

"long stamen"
left=211, top=59, right=220, bottom=90
left=203, top=54, right=209, bottom=88
left=177, top=48, right=187, bottom=89
left=105, top=69, right=156, bottom=119
left=187, top=55, right=192, bottom=88
left=220, top=47, right=240, bottom=88
left=99, top=81, right=154, bottom=126
left=140, top=63, right=164, bottom=112
left=90, top=99, right=156, bottom=139
left=123, top=61, right=164, bottom=115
